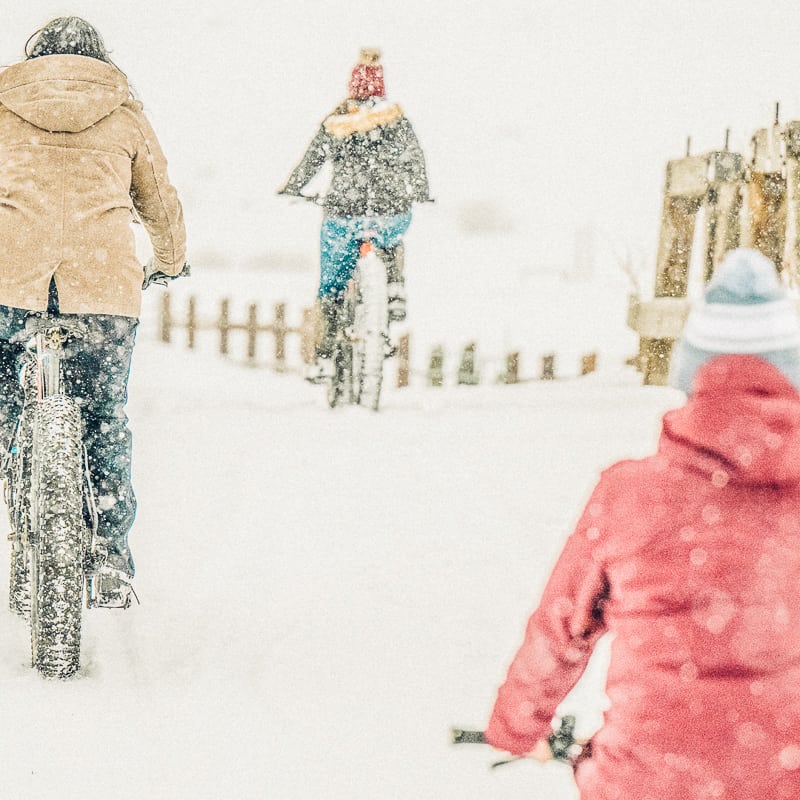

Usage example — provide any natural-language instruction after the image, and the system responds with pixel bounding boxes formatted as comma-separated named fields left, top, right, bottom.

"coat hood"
left=0, top=54, right=129, bottom=133
left=323, top=98, right=402, bottom=138
left=661, top=354, right=800, bottom=486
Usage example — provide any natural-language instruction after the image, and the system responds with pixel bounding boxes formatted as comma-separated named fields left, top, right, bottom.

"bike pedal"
left=84, top=539, right=109, bottom=574
left=88, top=567, right=136, bottom=610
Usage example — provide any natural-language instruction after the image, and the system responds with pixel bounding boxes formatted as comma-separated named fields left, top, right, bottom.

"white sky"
left=4, top=1, right=800, bottom=276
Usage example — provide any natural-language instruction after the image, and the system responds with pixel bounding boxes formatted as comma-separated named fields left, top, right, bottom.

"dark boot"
left=316, top=295, right=339, bottom=358
left=306, top=295, right=340, bottom=383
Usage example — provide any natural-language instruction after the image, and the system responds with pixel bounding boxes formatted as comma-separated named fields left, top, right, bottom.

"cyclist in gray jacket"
left=280, top=49, right=431, bottom=381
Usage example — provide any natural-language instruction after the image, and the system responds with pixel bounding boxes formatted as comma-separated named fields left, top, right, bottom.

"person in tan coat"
left=0, top=17, right=187, bottom=607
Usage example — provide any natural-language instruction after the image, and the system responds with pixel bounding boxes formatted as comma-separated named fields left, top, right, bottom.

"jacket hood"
left=323, top=98, right=402, bottom=138
left=661, top=354, right=800, bottom=486
left=0, top=54, right=129, bottom=132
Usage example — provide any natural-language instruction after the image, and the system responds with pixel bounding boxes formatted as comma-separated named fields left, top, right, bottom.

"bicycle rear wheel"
left=352, top=251, right=389, bottom=411
left=29, top=396, right=85, bottom=679
left=6, top=360, right=39, bottom=619
left=7, top=404, right=35, bottom=619
left=9, top=547, right=31, bottom=619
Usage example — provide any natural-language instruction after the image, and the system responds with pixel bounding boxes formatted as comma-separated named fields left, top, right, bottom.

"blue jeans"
left=319, top=212, right=412, bottom=297
left=0, top=303, right=138, bottom=575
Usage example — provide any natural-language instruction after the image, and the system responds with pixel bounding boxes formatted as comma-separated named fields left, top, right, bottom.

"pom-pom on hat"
left=348, top=47, right=385, bottom=100
left=670, top=247, right=800, bottom=393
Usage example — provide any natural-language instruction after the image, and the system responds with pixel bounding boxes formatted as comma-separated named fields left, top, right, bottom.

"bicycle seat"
left=10, top=314, right=88, bottom=345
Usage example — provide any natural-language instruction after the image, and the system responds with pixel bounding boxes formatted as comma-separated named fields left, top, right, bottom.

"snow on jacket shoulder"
left=0, top=54, right=186, bottom=317
left=283, top=97, right=431, bottom=217
left=486, top=355, right=800, bottom=800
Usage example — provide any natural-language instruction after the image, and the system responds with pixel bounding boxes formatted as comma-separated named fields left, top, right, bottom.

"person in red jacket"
left=485, top=247, right=800, bottom=799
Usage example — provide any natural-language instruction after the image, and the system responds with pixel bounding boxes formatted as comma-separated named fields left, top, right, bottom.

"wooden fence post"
left=300, top=306, right=316, bottom=365
left=397, top=334, right=410, bottom=388
left=160, top=292, right=171, bottom=343
left=581, top=353, right=597, bottom=375
left=219, top=298, right=230, bottom=355
left=502, top=352, right=519, bottom=384
left=246, top=304, right=258, bottom=365
left=541, top=354, right=555, bottom=380
left=273, top=302, right=287, bottom=371
left=428, top=346, right=444, bottom=387
left=458, top=343, right=479, bottom=385
left=187, top=296, right=196, bottom=349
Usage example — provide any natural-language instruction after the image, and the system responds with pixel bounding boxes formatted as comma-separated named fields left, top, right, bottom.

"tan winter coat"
left=0, top=54, right=186, bottom=317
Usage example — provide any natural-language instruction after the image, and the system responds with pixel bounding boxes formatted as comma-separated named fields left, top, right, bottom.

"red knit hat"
left=348, top=48, right=385, bottom=100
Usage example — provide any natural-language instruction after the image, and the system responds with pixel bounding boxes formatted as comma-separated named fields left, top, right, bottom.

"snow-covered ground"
left=0, top=274, right=683, bottom=799
left=4, top=3, right=784, bottom=796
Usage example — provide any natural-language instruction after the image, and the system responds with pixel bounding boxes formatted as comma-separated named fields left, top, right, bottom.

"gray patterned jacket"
left=282, top=98, right=431, bottom=217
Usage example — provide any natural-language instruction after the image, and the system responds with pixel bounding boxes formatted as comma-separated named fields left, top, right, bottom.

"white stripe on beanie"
left=683, top=297, right=800, bottom=353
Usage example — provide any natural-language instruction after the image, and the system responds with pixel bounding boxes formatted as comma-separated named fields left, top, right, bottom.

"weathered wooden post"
left=581, top=353, right=597, bottom=376
left=273, top=302, right=287, bottom=371
left=187, top=296, right=197, bottom=350
left=746, top=106, right=787, bottom=271
left=396, top=334, right=410, bottom=388
left=219, top=298, right=230, bottom=356
left=541, top=354, right=555, bottom=380
left=642, top=152, right=708, bottom=385
left=300, top=306, right=316, bottom=365
left=783, top=118, right=800, bottom=283
left=703, top=146, right=745, bottom=283
left=457, top=343, right=479, bottom=385
left=246, top=303, right=258, bottom=365
left=160, top=292, right=172, bottom=343
left=428, top=346, right=444, bottom=387
left=501, top=352, right=519, bottom=384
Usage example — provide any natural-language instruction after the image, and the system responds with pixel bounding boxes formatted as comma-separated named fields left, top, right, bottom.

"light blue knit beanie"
left=669, top=248, right=800, bottom=393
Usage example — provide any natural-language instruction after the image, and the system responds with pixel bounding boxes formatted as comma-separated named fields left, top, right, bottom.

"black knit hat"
left=26, top=17, right=112, bottom=63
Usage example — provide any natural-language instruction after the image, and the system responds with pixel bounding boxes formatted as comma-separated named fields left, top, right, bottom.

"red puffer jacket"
left=486, top=355, right=800, bottom=800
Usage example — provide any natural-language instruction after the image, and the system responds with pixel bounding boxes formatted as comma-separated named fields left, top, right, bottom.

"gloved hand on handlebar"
left=142, top=258, right=191, bottom=289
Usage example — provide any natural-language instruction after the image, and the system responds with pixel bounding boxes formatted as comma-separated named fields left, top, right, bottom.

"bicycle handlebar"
left=279, top=191, right=434, bottom=206
left=277, top=191, right=324, bottom=206
left=451, top=715, right=588, bottom=768
left=143, top=261, right=192, bottom=290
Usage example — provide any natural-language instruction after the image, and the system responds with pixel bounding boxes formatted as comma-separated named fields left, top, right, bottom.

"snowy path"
left=0, top=322, right=681, bottom=799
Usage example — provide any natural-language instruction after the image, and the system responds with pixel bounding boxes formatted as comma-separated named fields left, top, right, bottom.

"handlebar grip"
left=451, top=729, right=485, bottom=745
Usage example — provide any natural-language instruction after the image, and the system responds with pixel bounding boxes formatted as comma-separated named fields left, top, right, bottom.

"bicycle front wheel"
left=29, top=396, right=85, bottom=679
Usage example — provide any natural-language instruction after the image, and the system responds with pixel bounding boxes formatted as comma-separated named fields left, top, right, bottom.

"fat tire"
left=7, top=401, right=36, bottom=619
left=29, top=396, right=85, bottom=679
left=352, top=253, right=388, bottom=411
left=9, top=547, right=31, bottom=619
